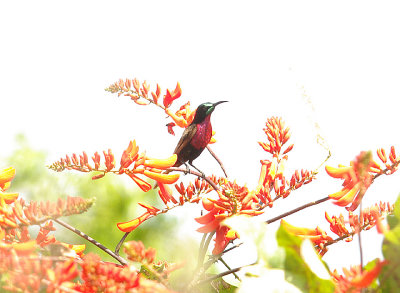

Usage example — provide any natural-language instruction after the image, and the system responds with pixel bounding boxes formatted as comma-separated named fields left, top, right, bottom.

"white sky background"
left=2, top=0, right=400, bottom=277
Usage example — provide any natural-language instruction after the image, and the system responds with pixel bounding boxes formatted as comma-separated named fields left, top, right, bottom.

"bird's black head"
left=191, top=101, right=228, bottom=124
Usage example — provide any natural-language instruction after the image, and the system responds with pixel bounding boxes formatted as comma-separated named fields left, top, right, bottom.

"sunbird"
left=172, top=101, right=227, bottom=175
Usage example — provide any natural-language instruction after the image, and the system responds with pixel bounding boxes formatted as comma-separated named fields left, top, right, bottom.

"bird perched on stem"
left=172, top=101, right=227, bottom=176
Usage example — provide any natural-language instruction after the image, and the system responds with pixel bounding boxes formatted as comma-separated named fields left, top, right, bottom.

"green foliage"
left=225, top=216, right=334, bottom=293
left=380, top=194, right=400, bottom=292
left=276, top=226, right=334, bottom=293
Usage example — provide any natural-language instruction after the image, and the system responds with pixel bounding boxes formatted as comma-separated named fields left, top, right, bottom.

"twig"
left=115, top=232, right=130, bottom=255
left=167, top=167, right=220, bottom=192
left=197, top=233, right=207, bottom=268
left=195, top=262, right=257, bottom=286
left=53, top=218, right=128, bottom=266
left=358, top=202, right=364, bottom=271
left=207, top=145, right=228, bottom=178
left=222, top=242, right=243, bottom=254
left=219, top=257, right=241, bottom=281
left=265, top=196, right=330, bottom=224
left=197, top=232, right=215, bottom=269
left=187, top=232, right=216, bottom=291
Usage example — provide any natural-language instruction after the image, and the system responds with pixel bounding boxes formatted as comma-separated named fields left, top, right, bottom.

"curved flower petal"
left=117, top=213, right=151, bottom=232
left=143, top=170, right=180, bottom=184
left=126, top=173, right=151, bottom=192
left=144, top=154, right=177, bottom=169
left=0, top=167, right=16, bottom=191
left=0, top=192, right=19, bottom=204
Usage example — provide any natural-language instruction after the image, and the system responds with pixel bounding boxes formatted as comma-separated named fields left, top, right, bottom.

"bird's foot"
left=183, top=162, right=190, bottom=175
left=189, top=162, right=206, bottom=180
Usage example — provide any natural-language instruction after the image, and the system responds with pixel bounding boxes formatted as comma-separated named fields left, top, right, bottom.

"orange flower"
left=280, top=220, right=333, bottom=247
left=163, top=82, right=182, bottom=108
left=117, top=212, right=151, bottom=232
left=120, top=140, right=139, bottom=169
left=258, top=117, right=292, bottom=156
left=143, top=170, right=180, bottom=184
left=195, top=181, right=262, bottom=254
left=124, top=240, right=156, bottom=263
left=126, top=173, right=152, bottom=192
left=157, top=182, right=177, bottom=204
left=165, top=108, right=189, bottom=128
left=0, top=167, right=16, bottom=191
left=332, top=260, right=387, bottom=292
left=143, top=154, right=177, bottom=169
left=0, top=167, right=18, bottom=204
left=326, top=151, right=375, bottom=211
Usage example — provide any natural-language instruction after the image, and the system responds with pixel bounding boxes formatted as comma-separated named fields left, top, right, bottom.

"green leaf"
left=277, top=225, right=334, bottom=293
left=224, top=216, right=334, bottom=293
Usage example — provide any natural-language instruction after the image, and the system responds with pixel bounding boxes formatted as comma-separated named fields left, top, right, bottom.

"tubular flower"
left=280, top=220, right=333, bottom=248
left=120, top=140, right=139, bottom=169
left=163, top=82, right=182, bottom=108
left=325, top=212, right=351, bottom=240
left=326, top=151, right=376, bottom=211
left=0, top=167, right=16, bottom=191
left=117, top=212, right=152, bottom=232
left=0, top=167, right=18, bottom=204
left=195, top=181, right=263, bottom=254
left=332, top=260, right=387, bottom=292
left=157, top=182, right=178, bottom=205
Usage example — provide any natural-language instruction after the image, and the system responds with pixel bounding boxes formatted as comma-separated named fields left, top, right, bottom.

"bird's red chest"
left=191, top=115, right=212, bottom=149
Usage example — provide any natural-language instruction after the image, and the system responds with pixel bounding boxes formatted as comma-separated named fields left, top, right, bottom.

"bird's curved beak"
left=213, top=101, right=228, bottom=107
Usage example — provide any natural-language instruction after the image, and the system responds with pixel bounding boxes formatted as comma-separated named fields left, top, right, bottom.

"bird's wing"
left=173, top=124, right=197, bottom=155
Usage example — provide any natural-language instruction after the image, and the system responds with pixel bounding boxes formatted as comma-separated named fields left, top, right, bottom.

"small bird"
left=173, top=101, right=227, bottom=175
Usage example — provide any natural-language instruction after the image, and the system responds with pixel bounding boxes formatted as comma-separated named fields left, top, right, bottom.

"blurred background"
left=1, top=0, right=400, bottom=284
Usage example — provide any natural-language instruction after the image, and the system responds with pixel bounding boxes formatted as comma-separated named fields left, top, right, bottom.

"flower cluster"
left=326, top=201, right=393, bottom=240
left=376, top=146, right=400, bottom=175
left=195, top=180, right=263, bottom=254
left=1, top=193, right=94, bottom=232
left=76, top=254, right=140, bottom=292
left=105, top=78, right=181, bottom=109
left=1, top=168, right=85, bottom=292
left=332, top=260, right=387, bottom=293
left=326, top=151, right=376, bottom=211
left=124, top=240, right=156, bottom=263
left=326, top=147, right=399, bottom=211
left=281, top=201, right=393, bottom=256
left=117, top=176, right=216, bottom=233
left=280, top=219, right=333, bottom=250
left=49, top=140, right=180, bottom=192
left=105, top=78, right=219, bottom=142
left=256, top=117, right=314, bottom=206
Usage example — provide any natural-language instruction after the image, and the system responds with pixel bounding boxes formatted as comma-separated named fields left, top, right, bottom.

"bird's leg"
left=183, top=162, right=190, bottom=175
left=189, top=162, right=206, bottom=179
